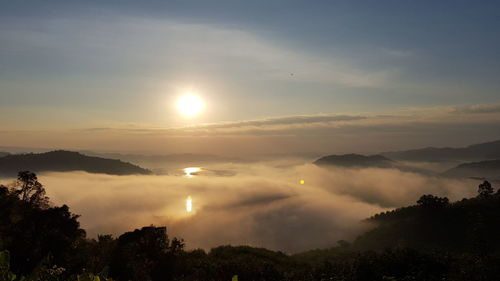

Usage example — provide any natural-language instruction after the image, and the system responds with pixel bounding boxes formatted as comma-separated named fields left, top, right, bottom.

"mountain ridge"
left=314, top=154, right=395, bottom=168
left=0, top=150, right=151, bottom=176
left=443, top=159, right=500, bottom=181
left=382, top=139, right=500, bottom=162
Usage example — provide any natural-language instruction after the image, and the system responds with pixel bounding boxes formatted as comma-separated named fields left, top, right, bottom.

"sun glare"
left=176, top=93, right=204, bottom=117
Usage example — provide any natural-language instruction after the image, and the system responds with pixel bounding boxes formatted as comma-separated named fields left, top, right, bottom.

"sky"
left=1, top=0, right=500, bottom=155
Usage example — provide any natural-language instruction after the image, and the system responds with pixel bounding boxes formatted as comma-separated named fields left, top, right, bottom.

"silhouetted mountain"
left=0, top=150, right=151, bottom=176
left=0, top=146, right=50, bottom=154
left=383, top=139, right=500, bottom=162
left=314, top=154, right=395, bottom=168
left=443, top=159, right=500, bottom=181
left=83, top=152, right=231, bottom=163
left=353, top=189, right=500, bottom=253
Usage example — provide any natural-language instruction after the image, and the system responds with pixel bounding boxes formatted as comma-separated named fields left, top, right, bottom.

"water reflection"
left=186, top=196, right=193, bottom=212
left=183, top=167, right=202, bottom=178
left=181, top=166, right=237, bottom=178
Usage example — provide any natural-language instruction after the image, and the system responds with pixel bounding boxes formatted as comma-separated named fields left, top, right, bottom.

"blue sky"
left=1, top=0, right=500, bottom=154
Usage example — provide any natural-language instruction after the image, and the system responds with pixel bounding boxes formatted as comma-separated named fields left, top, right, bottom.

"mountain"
left=0, top=152, right=9, bottom=158
left=443, top=159, right=500, bottom=181
left=382, top=139, right=500, bottom=162
left=82, top=152, right=242, bottom=167
left=0, top=150, right=151, bottom=176
left=314, top=154, right=395, bottom=168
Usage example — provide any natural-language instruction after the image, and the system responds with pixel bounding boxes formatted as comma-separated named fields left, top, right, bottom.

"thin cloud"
left=0, top=15, right=397, bottom=88
left=451, top=103, right=500, bottom=114
left=76, top=104, right=500, bottom=136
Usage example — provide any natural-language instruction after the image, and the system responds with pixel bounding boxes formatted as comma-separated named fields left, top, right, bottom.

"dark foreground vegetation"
left=1, top=172, right=500, bottom=281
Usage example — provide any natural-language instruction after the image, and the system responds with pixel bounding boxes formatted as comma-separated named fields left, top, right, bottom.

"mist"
left=30, top=161, right=477, bottom=253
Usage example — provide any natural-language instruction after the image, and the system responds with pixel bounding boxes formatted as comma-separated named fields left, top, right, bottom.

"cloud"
left=195, top=115, right=366, bottom=128
left=20, top=161, right=478, bottom=253
left=0, top=14, right=396, bottom=89
left=75, top=103, right=500, bottom=136
left=168, top=114, right=367, bottom=135
left=451, top=104, right=500, bottom=114
left=71, top=103, right=500, bottom=142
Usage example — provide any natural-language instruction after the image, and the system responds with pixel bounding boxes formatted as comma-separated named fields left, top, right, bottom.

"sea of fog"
left=8, top=160, right=478, bottom=253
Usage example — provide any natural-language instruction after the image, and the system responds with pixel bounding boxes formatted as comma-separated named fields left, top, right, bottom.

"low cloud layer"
left=22, top=162, right=479, bottom=253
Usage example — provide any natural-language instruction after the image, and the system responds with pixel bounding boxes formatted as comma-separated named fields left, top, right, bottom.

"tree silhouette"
left=478, top=180, right=494, bottom=198
left=0, top=172, right=85, bottom=275
left=12, top=171, right=49, bottom=208
left=110, top=226, right=173, bottom=281
left=416, top=194, right=449, bottom=207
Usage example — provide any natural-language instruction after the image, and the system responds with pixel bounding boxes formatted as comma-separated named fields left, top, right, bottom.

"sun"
left=176, top=93, right=204, bottom=117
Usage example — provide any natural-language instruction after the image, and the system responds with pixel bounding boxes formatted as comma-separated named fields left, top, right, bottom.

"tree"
left=478, top=180, right=494, bottom=198
left=170, top=237, right=185, bottom=255
left=417, top=194, right=449, bottom=208
left=110, top=226, right=173, bottom=281
left=0, top=172, right=85, bottom=275
left=11, top=171, right=49, bottom=208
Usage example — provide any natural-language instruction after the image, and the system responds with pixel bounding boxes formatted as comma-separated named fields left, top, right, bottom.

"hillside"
left=314, top=154, right=395, bottom=168
left=352, top=187, right=500, bottom=253
left=382, top=139, right=500, bottom=162
left=0, top=152, right=9, bottom=158
left=0, top=150, right=151, bottom=176
left=443, top=159, right=500, bottom=181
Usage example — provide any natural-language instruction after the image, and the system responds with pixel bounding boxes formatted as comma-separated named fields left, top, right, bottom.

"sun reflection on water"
left=183, top=167, right=202, bottom=178
left=186, top=196, right=193, bottom=212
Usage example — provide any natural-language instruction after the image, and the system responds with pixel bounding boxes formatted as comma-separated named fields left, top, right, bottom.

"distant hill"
left=443, top=159, right=500, bottom=181
left=382, top=139, right=500, bottom=162
left=0, top=152, right=9, bottom=158
left=314, top=154, right=395, bottom=168
left=83, top=152, right=236, bottom=164
left=0, top=150, right=151, bottom=176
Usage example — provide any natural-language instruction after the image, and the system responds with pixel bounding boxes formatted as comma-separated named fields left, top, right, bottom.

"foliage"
left=354, top=181, right=500, bottom=253
left=77, top=273, right=108, bottom=281
left=0, top=172, right=85, bottom=276
left=0, top=251, right=17, bottom=281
